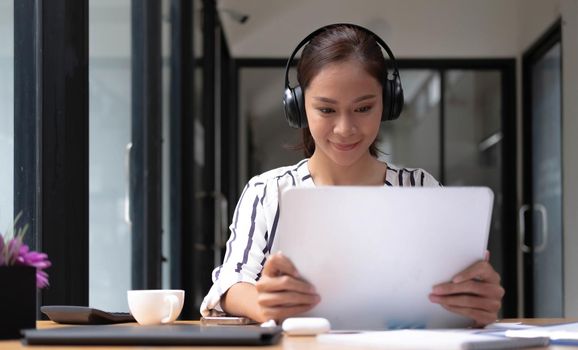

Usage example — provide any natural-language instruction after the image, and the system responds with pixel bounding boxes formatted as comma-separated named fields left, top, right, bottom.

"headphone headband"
left=284, top=23, right=401, bottom=90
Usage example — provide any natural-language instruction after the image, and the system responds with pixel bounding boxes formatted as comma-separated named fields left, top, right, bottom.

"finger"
left=262, top=252, right=301, bottom=278
left=438, top=304, right=498, bottom=327
left=256, top=274, right=317, bottom=294
left=258, top=291, right=320, bottom=308
left=432, top=280, right=505, bottom=299
left=261, top=304, right=318, bottom=322
left=452, top=261, right=500, bottom=284
left=429, top=294, right=501, bottom=314
left=484, top=250, right=490, bottom=261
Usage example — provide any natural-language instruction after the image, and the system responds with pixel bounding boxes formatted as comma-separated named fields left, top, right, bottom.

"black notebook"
left=22, top=324, right=282, bottom=346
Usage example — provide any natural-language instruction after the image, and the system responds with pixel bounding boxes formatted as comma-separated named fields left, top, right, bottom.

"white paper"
left=506, top=322, right=578, bottom=341
left=317, top=330, right=549, bottom=350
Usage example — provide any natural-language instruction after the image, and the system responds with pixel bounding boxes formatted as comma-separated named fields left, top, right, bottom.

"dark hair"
left=294, top=24, right=387, bottom=158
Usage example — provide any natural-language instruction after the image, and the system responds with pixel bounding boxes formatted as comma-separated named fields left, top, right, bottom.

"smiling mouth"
left=331, top=141, right=360, bottom=151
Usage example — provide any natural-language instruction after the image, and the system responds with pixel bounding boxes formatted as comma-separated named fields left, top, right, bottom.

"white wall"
left=517, top=0, right=562, bottom=53
left=561, top=0, right=578, bottom=318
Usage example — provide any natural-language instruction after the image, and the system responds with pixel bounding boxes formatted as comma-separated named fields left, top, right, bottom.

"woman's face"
left=304, top=59, right=383, bottom=167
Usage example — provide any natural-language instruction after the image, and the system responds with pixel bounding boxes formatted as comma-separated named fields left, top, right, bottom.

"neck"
left=308, top=152, right=386, bottom=186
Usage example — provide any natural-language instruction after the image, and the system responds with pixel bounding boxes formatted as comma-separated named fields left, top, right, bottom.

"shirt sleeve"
left=199, top=177, right=270, bottom=317
left=419, top=168, right=442, bottom=187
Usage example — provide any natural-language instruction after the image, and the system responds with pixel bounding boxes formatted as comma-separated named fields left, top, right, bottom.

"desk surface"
left=1, top=319, right=575, bottom=350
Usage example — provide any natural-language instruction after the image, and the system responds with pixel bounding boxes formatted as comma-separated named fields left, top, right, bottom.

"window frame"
left=14, top=0, right=90, bottom=308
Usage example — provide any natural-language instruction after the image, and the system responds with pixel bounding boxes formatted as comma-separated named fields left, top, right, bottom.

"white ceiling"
left=217, top=0, right=399, bottom=58
left=217, top=0, right=523, bottom=59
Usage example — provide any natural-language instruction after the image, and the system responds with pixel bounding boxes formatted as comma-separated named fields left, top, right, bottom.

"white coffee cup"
left=127, top=289, right=185, bottom=325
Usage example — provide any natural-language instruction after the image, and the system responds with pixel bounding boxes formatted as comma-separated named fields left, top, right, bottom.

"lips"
left=331, top=141, right=360, bottom=151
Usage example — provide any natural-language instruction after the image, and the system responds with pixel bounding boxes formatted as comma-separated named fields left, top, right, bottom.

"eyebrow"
left=312, top=94, right=377, bottom=104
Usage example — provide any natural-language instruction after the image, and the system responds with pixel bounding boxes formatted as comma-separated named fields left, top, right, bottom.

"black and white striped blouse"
left=200, top=158, right=440, bottom=316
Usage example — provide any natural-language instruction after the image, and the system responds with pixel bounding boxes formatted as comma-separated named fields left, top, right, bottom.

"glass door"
left=89, top=0, right=169, bottom=311
left=521, top=23, right=563, bottom=317
left=443, top=70, right=504, bottom=281
left=89, top=0, right=133, bottom=311
left=379, top=70, right=441, bottom=179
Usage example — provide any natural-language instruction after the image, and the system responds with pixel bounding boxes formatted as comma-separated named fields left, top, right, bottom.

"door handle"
left=518, top=204, right=531, bottom=253
left=124, top=142, right=133, bottom=225
left=518, top=203, right=549, bottom=253
left=533, top=203, right=548, bottom=253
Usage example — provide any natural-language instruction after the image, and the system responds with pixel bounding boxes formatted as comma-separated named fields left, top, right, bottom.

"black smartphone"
left=41, top=305, right=135, bottom=325
left=200, top=316, right=257, bottom=326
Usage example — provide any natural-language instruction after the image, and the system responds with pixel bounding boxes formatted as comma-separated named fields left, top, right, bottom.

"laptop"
left=22, top=324, right=282, bottom=346
left=272, top=186, right=494, bottom=330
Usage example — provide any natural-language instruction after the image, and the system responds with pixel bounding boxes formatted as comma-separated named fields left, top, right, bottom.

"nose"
left=333, top=113, right=356, bottom=137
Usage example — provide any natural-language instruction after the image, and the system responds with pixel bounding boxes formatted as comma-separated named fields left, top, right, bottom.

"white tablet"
left=273, top=186, right=494, bottom=330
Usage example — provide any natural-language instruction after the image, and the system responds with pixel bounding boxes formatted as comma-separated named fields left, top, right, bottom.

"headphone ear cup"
left=391, top=75, right=404, bottom=120
left=381, top=80, right=393, bottom=121
left=283, top=86, right=300, bottom=128
left=382, top=75, right=404, bottom=121
left=283, top=85, right=307, bottom=128
left=293, top=85, right=307, bottom=128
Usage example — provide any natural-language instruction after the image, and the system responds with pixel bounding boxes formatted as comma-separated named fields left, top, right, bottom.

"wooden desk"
left=1, top=319, right=575, bottom=350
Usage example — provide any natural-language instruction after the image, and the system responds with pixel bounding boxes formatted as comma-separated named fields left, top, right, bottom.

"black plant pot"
left=0, top=265, right=36, bottom=339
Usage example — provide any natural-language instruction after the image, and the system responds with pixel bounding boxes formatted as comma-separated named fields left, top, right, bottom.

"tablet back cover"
left=22, top=324, right=282, bottom=346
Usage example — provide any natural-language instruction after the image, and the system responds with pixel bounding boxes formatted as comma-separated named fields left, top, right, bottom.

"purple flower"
left=14, top=243, right=52, bottom=289
left=6, top=237, right=23, bottom=265
left=1, top=230, right=52, bottom=289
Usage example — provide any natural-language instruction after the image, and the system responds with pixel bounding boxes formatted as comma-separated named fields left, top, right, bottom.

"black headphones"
left=283, top=23, right=404, bottom=128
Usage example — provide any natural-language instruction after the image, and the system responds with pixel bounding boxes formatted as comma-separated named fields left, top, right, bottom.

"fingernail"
left=432, top=286, right=442, bottom=293
left=429, top=295, right=440, bottom=302
left=452, top=276, right=463, bottom=283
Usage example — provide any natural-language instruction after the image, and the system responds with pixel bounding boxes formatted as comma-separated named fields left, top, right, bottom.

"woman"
left=201, top=24, right=504, bottom=327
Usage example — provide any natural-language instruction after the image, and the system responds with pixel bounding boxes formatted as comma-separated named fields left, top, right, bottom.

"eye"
left=355, top=105, right=372, bottom=113
left=317, top=107, right=335, bottom=114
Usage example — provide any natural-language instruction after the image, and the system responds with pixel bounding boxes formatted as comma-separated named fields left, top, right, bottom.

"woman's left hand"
left=429, top=252, right=505, bottom=327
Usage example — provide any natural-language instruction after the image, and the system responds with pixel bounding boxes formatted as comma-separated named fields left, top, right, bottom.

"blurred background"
left=0, top=0, right=575, bottom=321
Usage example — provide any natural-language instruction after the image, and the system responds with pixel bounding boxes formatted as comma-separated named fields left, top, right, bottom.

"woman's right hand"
left=255, top=251, right=320, bottom=322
